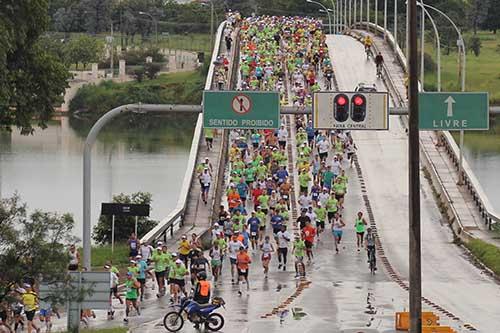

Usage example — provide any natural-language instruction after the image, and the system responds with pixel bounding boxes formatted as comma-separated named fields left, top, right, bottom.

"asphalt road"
left=326, top=34, right=500, bottom=332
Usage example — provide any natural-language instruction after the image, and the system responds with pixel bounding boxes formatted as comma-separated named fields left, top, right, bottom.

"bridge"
left=77, top=13, right=499, bottom=333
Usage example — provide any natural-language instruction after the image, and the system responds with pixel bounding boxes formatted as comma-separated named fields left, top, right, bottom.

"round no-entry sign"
left=232, top=94, right=252, bottom=114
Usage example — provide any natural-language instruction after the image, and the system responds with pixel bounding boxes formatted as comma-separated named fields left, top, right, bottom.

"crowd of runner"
left=0, top=13, right=379, bottom=333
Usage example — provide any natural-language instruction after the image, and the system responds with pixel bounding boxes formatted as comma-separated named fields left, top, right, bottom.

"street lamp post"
left=139, top=11, right=158, bottom=45
left=422, top=3, right=466, bottom=184
left=319, top=8, right=335, bottom=34
left=307, top=0, right=333, bottom=34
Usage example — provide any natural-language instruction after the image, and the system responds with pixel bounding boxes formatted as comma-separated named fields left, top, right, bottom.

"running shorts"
left=25, top=310, right=36, bottom=321
left=237, top=269, right=249, bottom=277
left=155, top=270, right=165, bottom=281
left=335, top=193, right=344, bottom=200
left=356, top=231, right=365, bottom=238
left=327, top=211, right=336, bottom=221
left=333, top=230, right=343, bottom=238
left=316, top=220, right=325, bottom=229
left=173, top=278, right=185, bottom=288
left=304, top=240, right=313, bottom=249
left=230, top=257, right=237, bottom=265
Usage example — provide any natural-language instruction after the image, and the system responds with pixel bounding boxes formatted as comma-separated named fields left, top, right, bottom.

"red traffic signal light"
left=333, top=94, right=349, bottom=122
left=353, top=95, right=364, bottom=106
left=351, top=94, right=366, bottom=122
left=336, top=96, right=347, bottom=106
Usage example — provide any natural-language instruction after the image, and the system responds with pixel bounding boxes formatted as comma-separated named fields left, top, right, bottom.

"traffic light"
left=333, top=94, right=349, bottom=122
left=351, top=94, right=367, bottom=122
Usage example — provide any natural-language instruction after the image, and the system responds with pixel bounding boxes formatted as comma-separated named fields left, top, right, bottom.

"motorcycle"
left=163, top=297, right=225, bottom=332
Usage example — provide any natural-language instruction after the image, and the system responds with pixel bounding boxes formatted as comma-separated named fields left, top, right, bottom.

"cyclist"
left=365, top=227, right=377, bottom=271
left=192, top=272, right=211, bottom=305
left=364, top=35, right=373, bottom=51
left=375, top=52, right=384, bottom=76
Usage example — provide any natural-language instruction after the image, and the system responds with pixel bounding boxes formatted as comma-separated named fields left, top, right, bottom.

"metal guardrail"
left=140, top=21, right=229, bottom=244
left=349, top=22, right=500, bottom=230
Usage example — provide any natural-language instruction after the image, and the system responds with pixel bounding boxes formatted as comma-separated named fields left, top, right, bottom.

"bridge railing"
left=140, top=21, right=229, bottom=244
left=348, top=22, right=500, bottom=230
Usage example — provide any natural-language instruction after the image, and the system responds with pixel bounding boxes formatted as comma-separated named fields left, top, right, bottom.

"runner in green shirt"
left=124, top=272, right=140, bottom=322
left=292, top=235, right=306, bottom=278
left=298, top=170, right=311, bottom=194
left=204, top=128, right=214, bottom=150
left=170, top=259, right=189, bottom=303
left=151, top=245, right=171, bottom=296
left=325, top=196, right=338, bottom=224
left=259, top=193, right=270, bottom=213
left=355, top=211, right=368, bottom=251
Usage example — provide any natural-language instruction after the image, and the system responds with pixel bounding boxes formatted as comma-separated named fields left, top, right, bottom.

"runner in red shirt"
left=251, top=185, right=264, bottom=210
left=301, top=220, right=316, bottom=263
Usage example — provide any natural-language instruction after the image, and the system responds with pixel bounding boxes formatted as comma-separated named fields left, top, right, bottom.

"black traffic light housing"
left=351, top=94, right=367, bottom=122
left=333, top=94, right=349, bottom=122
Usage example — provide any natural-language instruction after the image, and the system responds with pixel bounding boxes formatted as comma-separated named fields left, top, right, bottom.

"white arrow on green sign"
left=203, top=91, right=280, bottom=129
left=419, top=92, right=489, bottom=130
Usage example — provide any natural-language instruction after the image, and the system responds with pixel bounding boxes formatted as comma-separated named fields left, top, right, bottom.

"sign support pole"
left=135, top=216, right=138, bottom=237
left=111, top=215, right=115, bottom=255
left=408, top=0, right=422, bottom=332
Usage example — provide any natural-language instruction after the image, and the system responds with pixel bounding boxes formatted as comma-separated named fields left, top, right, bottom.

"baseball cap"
left=127, top=272, right=133, bottom=277
left=130, top=260, right=136, bottom=264
left=171, top=252, right=178, bottom=257
left=175, top=259, right=183, bottom=264
left=135, top=255, right=142, bottom=259
left=181, top=235, right=187, bottom=239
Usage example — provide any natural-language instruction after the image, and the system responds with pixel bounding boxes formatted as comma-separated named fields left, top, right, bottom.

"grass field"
left=464, top=238, right=500, bottom=276
left=423, top=31, right=500, bottom=104
left=90, top=244, right=130, bottom=271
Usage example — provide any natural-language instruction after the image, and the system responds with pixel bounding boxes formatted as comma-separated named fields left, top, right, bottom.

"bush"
left=418, top=52, right=437, bottom=74
left=144, top=62, right=162, bottom=80
left=121, top=47, right=166, bottom=66
left=468, top=35, right=482, bottom=56
left=92, top=192, right=158, bottom=245
left=132, top=66, right=145, bottom=82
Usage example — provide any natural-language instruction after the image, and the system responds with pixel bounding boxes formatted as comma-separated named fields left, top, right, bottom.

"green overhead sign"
left=419, top=92, right=489, bottom=130
left=203, top=91, right=280, bottom=129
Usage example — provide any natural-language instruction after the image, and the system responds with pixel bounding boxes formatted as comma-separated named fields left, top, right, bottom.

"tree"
left=0, top=1, right=70, bottom=134
left=0, top=194, right=77, bottom=304
left=468, top=35, right=482, bottom=56
left=81, top=0, right=113, bottom=34
left=482, top=0, right=500, bottom=33
left=92, top=192, right=158, bottom=244
left=65, top=35, right=105, bottom=70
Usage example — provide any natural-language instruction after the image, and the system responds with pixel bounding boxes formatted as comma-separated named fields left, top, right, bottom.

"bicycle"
left=365, top=47, right=373, bottom=60
left=367, top=246, right=376, bottom=275
left=376, top=64, right=382, bottom=79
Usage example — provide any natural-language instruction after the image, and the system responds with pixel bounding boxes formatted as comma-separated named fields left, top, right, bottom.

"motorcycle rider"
left=193, top=271, right=211, bottom=305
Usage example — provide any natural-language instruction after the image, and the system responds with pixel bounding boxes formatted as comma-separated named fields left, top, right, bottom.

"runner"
left=209, top=242, right=223, bottom=282
left=199, top=168, right=211, bottom=205
left=169, top=259, right=189, bottom=304
left=123, top=272, right=141, bottom=323
left=228, top=234, right=244, bottom=284
left=302, top=220, right=316, bottom=263
left=68, top=244, right=79, bottom=271
left=260, top=236, right=275, bottom=278
left=236, top=247, right=252, bottom=296
left=178, top=235, right=191, bottom=266
left=276, top=225, right=291, bottom=271
left=292, top=235, right=306, bottom=278
left=136, top=255, right=148, bottom=301
left=247, top=211, right=260, bottom=250
left=355, top=211, right=368, bottom=251
left=19, top=284, right=39, bottom=333
left=332, top=213, right=346, bottom=253
left=151, top=244, right=169, bottom=297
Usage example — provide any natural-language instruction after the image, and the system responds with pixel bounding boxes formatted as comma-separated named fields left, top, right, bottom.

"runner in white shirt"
left=200, top=169, right=212, bottom=204
left=228, top=234, right=244, bottom=283
left=306, top=206, right=317, bottom=224
left=277, top=125, right=288, bottom=149
left=318, top=188, right=330, bottom=207
left=331, top=156, right=342, bottom=178
left=298, top=194, right=312, bottom=210
left=318, top=138, right=330, bottom=161
left=331, top=213, right=346, bottom=253
left=276, top=225, right=291, bottom=271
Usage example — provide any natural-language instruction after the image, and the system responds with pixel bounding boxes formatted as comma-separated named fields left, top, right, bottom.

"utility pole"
left=408, top=1, right=422, bottom=333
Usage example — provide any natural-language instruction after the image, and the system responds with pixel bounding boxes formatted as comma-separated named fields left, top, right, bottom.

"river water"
left=457, top=119, right=500, bottom=212
left=0, top=114, right=196, bottom=239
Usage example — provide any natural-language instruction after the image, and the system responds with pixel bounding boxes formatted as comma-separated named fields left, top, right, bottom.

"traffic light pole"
left=408, top=1, right=422, bottom=333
